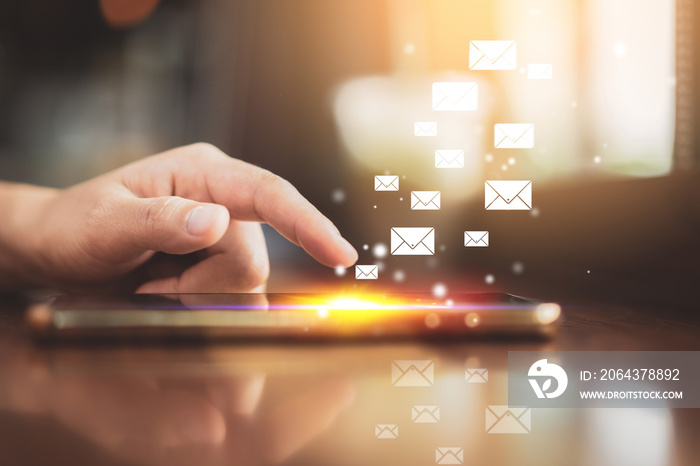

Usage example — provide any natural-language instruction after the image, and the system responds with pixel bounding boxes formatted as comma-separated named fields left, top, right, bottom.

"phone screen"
left=27, top=293, right=561, bottom=342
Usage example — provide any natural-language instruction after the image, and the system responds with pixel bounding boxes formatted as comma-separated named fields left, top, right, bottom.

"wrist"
left=0, top=183, right=59, bottom=289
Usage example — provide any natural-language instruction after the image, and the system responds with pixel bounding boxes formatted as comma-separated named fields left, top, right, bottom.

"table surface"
left=0, top=295, right=699, bottom=466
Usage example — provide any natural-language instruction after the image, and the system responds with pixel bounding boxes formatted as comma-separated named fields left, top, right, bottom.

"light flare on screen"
left=314, top=296, right=447, bottom=323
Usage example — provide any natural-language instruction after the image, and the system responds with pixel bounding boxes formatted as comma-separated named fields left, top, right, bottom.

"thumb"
left=114, top=196, right=230, bottom=255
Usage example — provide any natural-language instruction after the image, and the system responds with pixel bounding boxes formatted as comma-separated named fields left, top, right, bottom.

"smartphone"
left=26, top=293, right=561, bottom=342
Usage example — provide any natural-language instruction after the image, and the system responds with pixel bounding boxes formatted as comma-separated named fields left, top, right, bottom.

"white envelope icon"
left=435, top=447, right=464, bottom=464
left=485, top=406, right=531, bottom=434
left=465, top=368, right=489, bottom=382
left=464, top=231, right=489, bottom=247
left=391, top=360, right=434, bottom=386
left=355, top=265, right=378, bottom=280
left=375, top=424, right=398, bottom=439
left=435, top=150, right=464, bottom=168
left=485, top=180, right=532, bottom=210
left=494, top=124, right=534, bottom=149
left=411, top=405, right=440, bottom=423
left=528, top=63, right=552, bottom=79
left=415, top=121, right=437, bottom=136
left=411, top=191, right=441, bottom=210
left=390, top=227, right=435, bottom=256
left=432, top=82, right=478, bottom=111
left=375, top=175, right=399, bottom=191
left=469, top=40, right=517, bottom=70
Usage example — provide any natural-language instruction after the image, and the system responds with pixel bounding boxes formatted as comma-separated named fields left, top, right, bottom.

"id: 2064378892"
left=581, top=368, right=680, bottom=381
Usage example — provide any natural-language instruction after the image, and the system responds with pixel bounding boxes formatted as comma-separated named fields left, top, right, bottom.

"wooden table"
left=0, top=293, right=698, bottom=466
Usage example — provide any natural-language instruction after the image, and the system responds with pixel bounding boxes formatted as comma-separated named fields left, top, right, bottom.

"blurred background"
left=0, top=0, right=697, bottom=310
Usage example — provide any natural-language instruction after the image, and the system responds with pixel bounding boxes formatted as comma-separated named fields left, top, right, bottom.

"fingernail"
left=186, top=205, right=222, bottom=236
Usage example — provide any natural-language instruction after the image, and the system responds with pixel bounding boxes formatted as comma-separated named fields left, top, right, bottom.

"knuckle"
left=258, top=169, right=292, bottom=193
left=188, top=142, right=225, bottom=160
left=142, top=197, right=176, bottom=238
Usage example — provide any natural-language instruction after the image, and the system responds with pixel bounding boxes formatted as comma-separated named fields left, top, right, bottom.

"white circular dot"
left=373, top=205, right=377, bottom=209
left=362, top=244, right=369, bottom=251
left=402, top=175, right=407, bottom=179
left=485, top=153, right=493, bottom=162
left=501, top=164, right=508, bottom=171
left=613, top=41, right=628, bottom=57
left=393, top=269, right=405, bottom=282
left=508, top=157, right=516, bottom=165
left=571, top=100, right=578, bottom=108
left=587, top=270, right=591, bottom=274
left=373, top=243, right=388, bottom=259
left=404, top=43, right=415, bottom=55
left=512, top=262, right=525, bottom=274
left=531, top=207, right=540, bottom=217
left=331, top=189, right=346, bottom=204
left=594, top=155, right=602, bottom=164
left=439, top=244, right=446, bottom=252
left=334, top=266, right=346, bottom=277
left=465, top=313, right=480, bottom=327
left=446, top=299, right=454, bottom=307
left=485, top=274, right=495, bottom=285
left=432, top=283, right=448, bottom=298
left=399, top=197, right=403, bottom=201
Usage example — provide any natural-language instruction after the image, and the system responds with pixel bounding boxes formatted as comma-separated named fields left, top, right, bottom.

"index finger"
left=126, top=143, right=358, bottom=268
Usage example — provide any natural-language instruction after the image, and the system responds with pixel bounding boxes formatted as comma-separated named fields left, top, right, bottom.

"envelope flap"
left=437, top=447, right=462, bottom=455
left=414, top=405, right=438, bottom=414
left=496, top=124, right=533, bottom=139
left=356, top=265, right=377, bottom=276
left=503, top=407, right=529, bottom=418
left=436, top=150, right=463, bottom=162
left=471, top=40, right=515, bottom=62
left=393, top=359, right=433, bottom=372
left=466, top=232, right=487, bottom=242
left=413, top=191, right=440, bottom=205
left=433, top=82, right=476, bottom=100
left=357, top=265, right=377, bottom=273
left=486, top=181, right=531, bottom=203
left=432, top=83, right=451, bottom=102
left=487, top=405, right=527, bottom=418
left=376, top=175, right=398, bottom=187
left=391, top=228, right=434, bottom=249
left=486, top=405, right=506, bottom=417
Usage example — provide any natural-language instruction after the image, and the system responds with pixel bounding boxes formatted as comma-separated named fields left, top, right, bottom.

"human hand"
left=0, top=337, right=355, bottom=466
left=12, top=143, right=357, bottom=292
